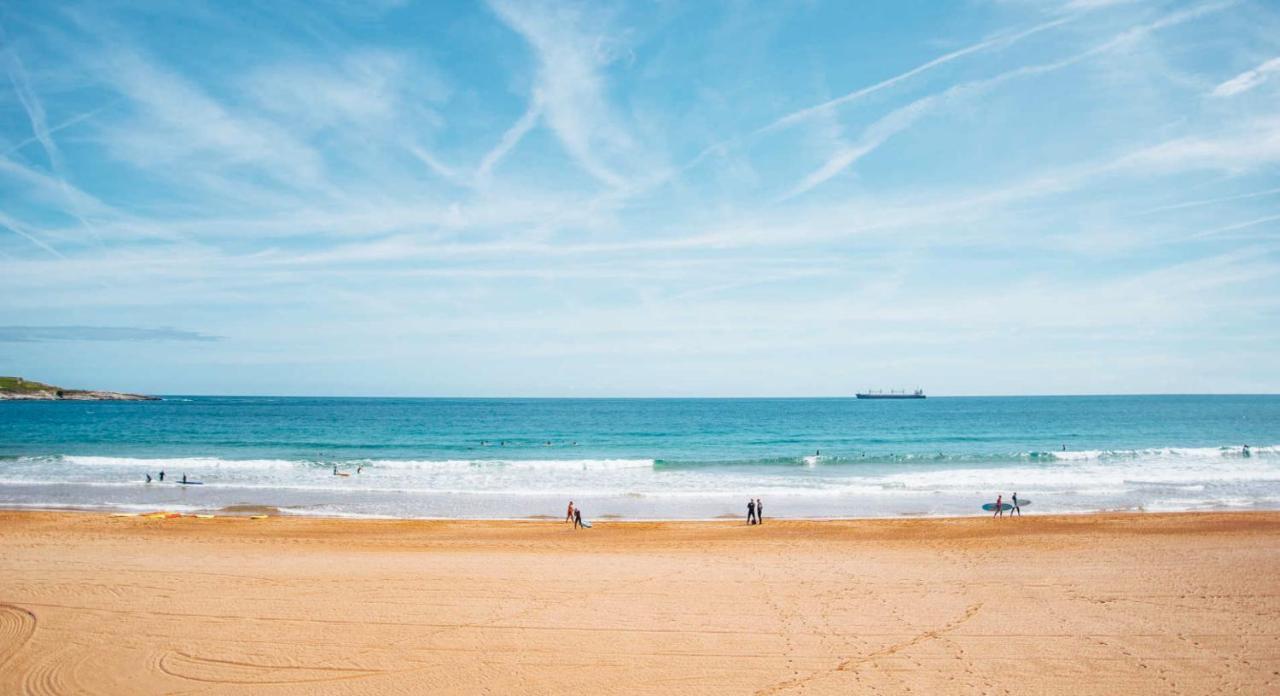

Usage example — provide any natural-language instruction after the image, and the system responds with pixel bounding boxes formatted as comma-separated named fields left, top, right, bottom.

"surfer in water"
left=145, top=473, right=152, bottom=483
left=993, top=494, right=1004, bottom=518
left=181, top=473, right=188, bottom=484
left=565, top=501, right=575, bottom=524
left=1011, top=492, right=1021, bottom=517
left=159, top=470, right=165, bottom=482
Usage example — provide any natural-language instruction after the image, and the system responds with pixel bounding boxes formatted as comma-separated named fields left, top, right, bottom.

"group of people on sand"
left=747, top=497, right=764, bottom=524
left=565, top=500, right=585, bottom=529
left=992, top=492, right=1022, bottom=517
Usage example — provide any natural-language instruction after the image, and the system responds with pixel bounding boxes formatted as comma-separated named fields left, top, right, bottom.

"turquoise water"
left=1, top=395, right=1277, bottom=518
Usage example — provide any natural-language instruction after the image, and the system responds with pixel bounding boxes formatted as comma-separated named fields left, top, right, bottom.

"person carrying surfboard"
left=1011, top=492, right=1021, bottom=517
left=993, top=494, right=1003, bottom=518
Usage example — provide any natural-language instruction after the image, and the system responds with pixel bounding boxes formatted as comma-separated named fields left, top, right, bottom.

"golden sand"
left=0, top=511, right=1277, bottom=694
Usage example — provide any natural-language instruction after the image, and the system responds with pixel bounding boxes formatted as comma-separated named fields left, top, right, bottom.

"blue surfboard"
left=982, top=503, right=1012, bottom=511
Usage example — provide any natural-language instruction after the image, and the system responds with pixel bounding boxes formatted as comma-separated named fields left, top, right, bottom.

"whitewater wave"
left=0, top=444, right=1265, bottom=473
left=45, top=455, right=656, bottom=471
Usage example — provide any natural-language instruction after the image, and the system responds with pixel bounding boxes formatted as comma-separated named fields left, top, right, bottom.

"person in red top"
left=993, top=494, right=1003, bottom=518
left=565, top=501, right=575, bottom=524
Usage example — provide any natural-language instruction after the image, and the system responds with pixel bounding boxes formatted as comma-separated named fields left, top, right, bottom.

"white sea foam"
left=1, top=445, right=1276, bottom=518
left=51, top=455, right=655, bottom=471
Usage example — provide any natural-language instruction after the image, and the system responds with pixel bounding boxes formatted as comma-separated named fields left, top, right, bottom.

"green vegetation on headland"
left=0, top=376, right=158, bottom=401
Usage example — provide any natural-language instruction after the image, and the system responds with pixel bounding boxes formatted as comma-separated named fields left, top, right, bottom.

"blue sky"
left=1, top=0, right=1277, bottom=396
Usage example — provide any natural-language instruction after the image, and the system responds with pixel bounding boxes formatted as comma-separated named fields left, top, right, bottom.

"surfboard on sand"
left=982, top=503, right=1013, bottom=511
left=581, top=520, right=593, bottom=528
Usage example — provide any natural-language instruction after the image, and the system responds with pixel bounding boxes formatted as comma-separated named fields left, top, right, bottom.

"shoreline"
left=4, top=505, right=1279, bottom=526
left=2, top=501, right=1275, bottom=522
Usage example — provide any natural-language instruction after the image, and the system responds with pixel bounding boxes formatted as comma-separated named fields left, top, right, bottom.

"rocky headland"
left=0, top=376, right=159, bottom=401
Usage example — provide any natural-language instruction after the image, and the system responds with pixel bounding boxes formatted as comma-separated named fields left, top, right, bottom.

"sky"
left=0, top=0, right=1278, bottom=397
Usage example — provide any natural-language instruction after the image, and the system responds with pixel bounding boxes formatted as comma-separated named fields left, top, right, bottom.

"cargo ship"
left=856, top=389, right=925, bottom=399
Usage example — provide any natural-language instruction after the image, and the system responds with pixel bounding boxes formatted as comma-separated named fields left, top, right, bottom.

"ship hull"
left=856, top=393, right=926, bottom=399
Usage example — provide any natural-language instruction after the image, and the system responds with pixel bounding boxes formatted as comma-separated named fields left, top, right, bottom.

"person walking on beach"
left=1011, top=492, right=1021, bottom=517
left=993, top=494, right=1003, bottom=518
left=756, top=498, right=763, bottom=524
left=158, top=470, right=165, bottom=482
left=747, top=498, right=756, bottom=525
left=566, top=500, right=575, bottom=524
left=573, top=507, right=583, bottom=529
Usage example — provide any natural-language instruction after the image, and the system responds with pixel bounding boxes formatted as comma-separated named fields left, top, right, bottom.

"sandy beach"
left=0, top=511, right=1277, bottom=694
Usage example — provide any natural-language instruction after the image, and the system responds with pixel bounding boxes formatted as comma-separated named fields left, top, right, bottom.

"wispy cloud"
left=761, top=15, right=1074, bottom=135
left=486, top=0, right=645, bottom=188
left=87, top=38, right=325, bottom=188
left=0, top=326, right=221, bottom=342
left=1138, top=186, right=1280, bottom=215
left=1211, top=55, right=1280, bottom=97
left=780, top=1, right=1237, bottom=200
left=0, top=210, right=64, bottom=258
left=476, top=91, right=543, bottom=184
left=1, top=25, right=59, bottom=171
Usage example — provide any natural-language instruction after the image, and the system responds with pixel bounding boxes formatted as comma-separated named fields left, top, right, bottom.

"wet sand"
left=0, top=510, right=1277, bottom=694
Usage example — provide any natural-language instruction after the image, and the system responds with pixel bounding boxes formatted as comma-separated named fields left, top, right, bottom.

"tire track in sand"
left=158, top=650, right=383, bottom=685
left=754, top=602, right=984, bottom=696
left=21, top=648, right=84, bottom=696
left=0, top=603, right=37, bottom=670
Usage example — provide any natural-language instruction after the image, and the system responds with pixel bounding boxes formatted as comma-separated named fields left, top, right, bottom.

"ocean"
left=1, top=395, right=1277, bottom=519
